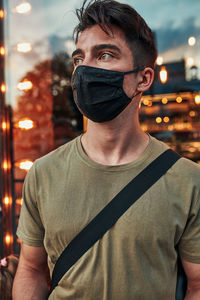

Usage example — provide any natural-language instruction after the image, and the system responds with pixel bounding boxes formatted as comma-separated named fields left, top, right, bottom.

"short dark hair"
left=73, top=0, right=158, bottom=68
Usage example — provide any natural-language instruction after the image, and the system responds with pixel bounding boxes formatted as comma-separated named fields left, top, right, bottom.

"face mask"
left=71, top=65, right=143, bottom=123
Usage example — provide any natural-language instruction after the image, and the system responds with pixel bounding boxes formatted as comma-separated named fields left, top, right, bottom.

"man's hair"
left=73, top=0, right=158, bottom=68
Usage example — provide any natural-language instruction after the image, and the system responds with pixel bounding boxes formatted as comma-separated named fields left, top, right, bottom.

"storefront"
left=0, top=0, right=200, bottom=256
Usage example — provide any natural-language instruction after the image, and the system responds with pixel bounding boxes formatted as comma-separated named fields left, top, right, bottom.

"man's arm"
left=182, top=258, right=200, bottom=300
left=12, top=242, right=49, bottom=300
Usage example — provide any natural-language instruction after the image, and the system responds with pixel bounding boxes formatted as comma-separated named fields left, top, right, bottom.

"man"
left=13, top=0, right=200, bottom=299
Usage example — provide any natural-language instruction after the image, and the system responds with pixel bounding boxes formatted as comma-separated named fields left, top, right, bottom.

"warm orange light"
left=17, top=42, right=32, bottom=53
left=17, top=80, right=33, bottom=91
left=16, top=160, right=33, bottom=171
left=176, top=96, right=182, bottom=103
left=156, top=117, right=162, bottom=124
left=0, top=10, right=4, bottom=18
left=16, top=119, right=34, bottom=130
left=4, top=196, right=12, bottom=205
left=3, top=160, right=8, bottom=170
left=195, top=95, right=200, bottom=105
left=189, top=111, right=196, bottom=117
left=5, top=234, right=12, bottom=245
left=16, top=2, right=32, bottom=14
left=163, top=116, right=170, bottom=123
left=16, top=198, right=23, bottom=206
left=0, top=46, right=5, bottom=55
left=2, top=121, right=7, bottom=131
left=1, top=83, right=6, bottom=93
left=162, top=97, right=168, bottom=104
left=159, top=67, right=168, bottom=84
left=143, top=99, right=149, bottom=106
left=3, top=160, right=11, bottom=170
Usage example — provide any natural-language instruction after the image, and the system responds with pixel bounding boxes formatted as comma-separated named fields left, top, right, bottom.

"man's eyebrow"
left=72, top=49, right=83, bottom=58
left=71, top=44, right=121, bottom=58
left=93, top=44, right=121, bottom=53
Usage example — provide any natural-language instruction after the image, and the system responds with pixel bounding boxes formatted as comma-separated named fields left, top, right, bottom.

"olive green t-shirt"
left=17, top=135, right=200, bottom=300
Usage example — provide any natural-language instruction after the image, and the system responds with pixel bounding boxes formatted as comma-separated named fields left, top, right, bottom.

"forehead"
left=76, top=24, right=131, bottom=53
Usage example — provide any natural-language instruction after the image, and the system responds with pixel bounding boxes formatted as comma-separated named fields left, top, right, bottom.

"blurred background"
left=0, top=0, right=200, bottom=256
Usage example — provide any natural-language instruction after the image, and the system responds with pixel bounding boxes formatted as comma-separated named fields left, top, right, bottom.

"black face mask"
left=71, top=65, right=143, bottom=123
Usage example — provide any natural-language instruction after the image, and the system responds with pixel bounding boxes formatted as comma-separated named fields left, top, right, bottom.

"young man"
left=13, top=0, right=200, bottom=299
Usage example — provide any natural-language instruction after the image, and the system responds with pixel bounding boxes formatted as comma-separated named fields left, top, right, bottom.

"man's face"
left=72, top=24, right=138, bottom=98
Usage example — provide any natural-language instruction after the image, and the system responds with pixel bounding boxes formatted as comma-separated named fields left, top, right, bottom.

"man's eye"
left=73, top=57, right=83, bottom=65
left=100, top=53, right=113, bottom=60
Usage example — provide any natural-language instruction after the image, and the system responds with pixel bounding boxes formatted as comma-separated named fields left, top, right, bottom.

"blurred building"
left=140, top=60, right=200, bottom=162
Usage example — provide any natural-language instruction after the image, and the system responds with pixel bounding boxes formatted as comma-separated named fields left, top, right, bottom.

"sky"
left=5, top=0, right=200, bottom=106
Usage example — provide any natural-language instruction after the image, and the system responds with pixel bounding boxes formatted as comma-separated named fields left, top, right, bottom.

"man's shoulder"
left=177, top=155, right=200, bottom=178
left=150, top=135, right=200, bottom=183
left=165, top=151, right=200, bottom=190
left=34, top=136, right=79, bottom=170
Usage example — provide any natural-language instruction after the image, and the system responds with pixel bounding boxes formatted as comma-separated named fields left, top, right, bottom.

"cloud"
left=156, top=16, right=200, bottom=53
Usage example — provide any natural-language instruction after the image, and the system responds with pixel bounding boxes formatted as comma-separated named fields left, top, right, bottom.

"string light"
left=2, top=121, right=7, bottom=131
left=16, top=2, right=32, bottom=14
left=163, top=117, right=170, bottom=123
left=176, top=96, right=183, bottom=103
left=143, top=99, right=150, bottom=106
left=0, top=9, right=4, bottom=18
left=16, top=160, right=33, bottom=171
left=5, top=234, right=12, bottom=245
left=16, top=119, right=34, bottom=130
left=16, top=198, right=23, bottom=206
left=189, top=111, right=196, bottom=117
left=159, top=67, right=168, bottom=84
left=17, top=80, right=33, bottom=91
left=3, top=160, right=11, bottom=170
left=1, top=83, right=6, bottom=93
left=3, top=196, right=12, bottom=205
left=195, top=95, right=200, bottom=105
left=3, top=160, right=8, bottom=170
left=156, top=117, right=162, bottom=124
left=162, top=97, right=168, bottom=104
left=0, top=46, right=5, bottom=56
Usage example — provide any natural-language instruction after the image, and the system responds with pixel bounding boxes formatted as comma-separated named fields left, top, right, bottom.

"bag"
left=49, top=149, right=186, bottom=299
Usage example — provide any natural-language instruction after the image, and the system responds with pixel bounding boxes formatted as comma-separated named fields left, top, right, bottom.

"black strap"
left=49, top=149, right=180, bottom=296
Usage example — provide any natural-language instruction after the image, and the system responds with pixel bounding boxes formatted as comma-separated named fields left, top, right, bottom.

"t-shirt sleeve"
left=178, top=186, right=200, bottom=263
left=17, top=161, right=44, bottom=246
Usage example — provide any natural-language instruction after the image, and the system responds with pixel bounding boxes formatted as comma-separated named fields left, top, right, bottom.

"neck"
left=81, top=109, right=149, bottom=165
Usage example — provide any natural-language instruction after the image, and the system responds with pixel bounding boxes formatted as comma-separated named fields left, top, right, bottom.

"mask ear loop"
left=123, top=68, right=144, bottom=99
left=123, top=67, right=145, bottom=75
left=123, top=67, right=145, bottom=100
left=130, top=91, right=141, bottom=99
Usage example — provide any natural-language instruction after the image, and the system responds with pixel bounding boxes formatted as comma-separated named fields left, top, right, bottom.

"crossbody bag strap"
left=49, top=149, right=181, bottom=296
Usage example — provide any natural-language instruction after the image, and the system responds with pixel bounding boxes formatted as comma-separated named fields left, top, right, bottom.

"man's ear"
left=136, top=67, right=154, bottom=93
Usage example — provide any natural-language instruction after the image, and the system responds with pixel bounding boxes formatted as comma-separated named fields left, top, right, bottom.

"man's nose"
left=81, top=55, right=96, bottom=68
